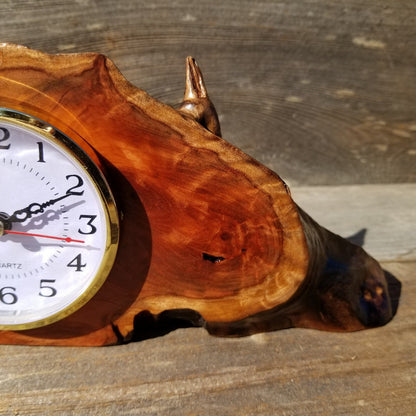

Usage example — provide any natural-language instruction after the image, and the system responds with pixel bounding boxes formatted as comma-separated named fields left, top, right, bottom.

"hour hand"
left=8, top=193, right=73, bottom=223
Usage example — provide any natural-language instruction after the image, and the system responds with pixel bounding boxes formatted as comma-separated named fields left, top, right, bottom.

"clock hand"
left=8, top=193, right=74, bottom=223
left=4, top=230, right=85, bottom=243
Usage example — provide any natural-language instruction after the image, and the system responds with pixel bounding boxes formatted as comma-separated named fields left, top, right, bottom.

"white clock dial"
left=0, top=109, right=119, bottom=329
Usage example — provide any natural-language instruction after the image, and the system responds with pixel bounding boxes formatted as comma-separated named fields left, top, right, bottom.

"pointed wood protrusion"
left=179, top=56, right=222, bottom=137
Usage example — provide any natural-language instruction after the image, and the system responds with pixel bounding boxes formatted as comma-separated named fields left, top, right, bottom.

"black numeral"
left=0, top=286, right=17, bottom=304
left=39, top=279, right=57, bottom=297
left=78, top=215, right=97, bottom=235
left=67, top=254, right=86, bottom=272
left=37, top=142, right=46, bottom=163
left=66, top=174, right=84, bottom=196
left=0, top=127, right=10, bottom=150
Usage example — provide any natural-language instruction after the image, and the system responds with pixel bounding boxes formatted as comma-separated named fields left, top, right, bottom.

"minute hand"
left=8, top=193, right=74, bottom=223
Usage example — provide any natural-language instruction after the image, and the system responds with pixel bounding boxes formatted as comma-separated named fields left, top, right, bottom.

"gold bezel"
left=0, top=108, right=119, bottom=330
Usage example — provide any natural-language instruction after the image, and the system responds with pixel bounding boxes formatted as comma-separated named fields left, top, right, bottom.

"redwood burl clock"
left=0, top=44, right=393, bottom=346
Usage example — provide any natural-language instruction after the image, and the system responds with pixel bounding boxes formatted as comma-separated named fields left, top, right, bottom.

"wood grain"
left=0, top=44, right=395, bottom=344
left=0, top=44, right=309, bottom=344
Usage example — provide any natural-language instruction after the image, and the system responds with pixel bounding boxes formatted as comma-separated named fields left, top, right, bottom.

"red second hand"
left=4, top=230, right=85, bottom=243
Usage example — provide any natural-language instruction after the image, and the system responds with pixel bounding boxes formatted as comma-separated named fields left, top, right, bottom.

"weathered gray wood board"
left=0, top=186, right=414, bottom=416
left=294, top=184, right=416, bottom=262
left=0, top=1, right=415, bottom=415
left=0, top=260, right=414, bottom=416
left=1, top=0, right=415, bottom=186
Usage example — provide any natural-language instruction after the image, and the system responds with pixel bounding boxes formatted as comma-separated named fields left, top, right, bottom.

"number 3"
left=78, top=215, right=97, bottom=235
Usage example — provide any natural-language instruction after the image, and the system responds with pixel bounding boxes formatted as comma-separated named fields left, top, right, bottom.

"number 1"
left=37, top=142, right=46, bottom=163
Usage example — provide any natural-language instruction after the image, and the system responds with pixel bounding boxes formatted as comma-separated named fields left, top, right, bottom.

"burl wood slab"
left=0, top=44, right=394, bottom=345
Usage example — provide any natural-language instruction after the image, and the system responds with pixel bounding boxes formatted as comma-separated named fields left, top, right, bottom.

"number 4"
left=67, top=254, right=86, bottom=272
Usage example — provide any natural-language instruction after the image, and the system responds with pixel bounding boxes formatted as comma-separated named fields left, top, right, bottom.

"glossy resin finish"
left=0, top=44, right=394, bottom=345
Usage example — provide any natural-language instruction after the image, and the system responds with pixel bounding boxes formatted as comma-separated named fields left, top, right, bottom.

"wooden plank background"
left=0, top=1, right=415, bottom=415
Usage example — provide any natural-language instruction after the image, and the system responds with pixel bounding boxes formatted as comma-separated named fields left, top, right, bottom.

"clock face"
left=0, top=109, right=119, bottom=329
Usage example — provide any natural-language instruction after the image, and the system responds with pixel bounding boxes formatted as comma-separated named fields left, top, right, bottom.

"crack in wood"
left=202, top=252, right=225, bottom=263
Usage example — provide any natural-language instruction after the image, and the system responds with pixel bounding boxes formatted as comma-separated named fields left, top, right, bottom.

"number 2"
left=0, top=127, right=10, bottom=150
left=66, top=174, right=84, bottom=196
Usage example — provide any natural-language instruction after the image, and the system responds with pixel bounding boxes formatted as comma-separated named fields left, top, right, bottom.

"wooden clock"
left=0, top=43, right=394, bottom=346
